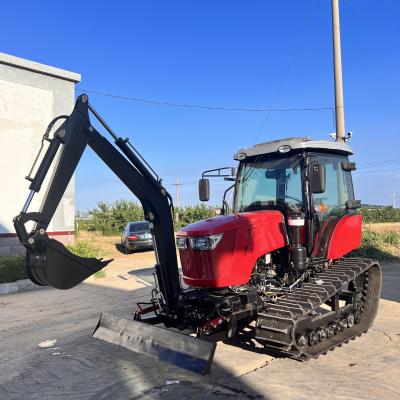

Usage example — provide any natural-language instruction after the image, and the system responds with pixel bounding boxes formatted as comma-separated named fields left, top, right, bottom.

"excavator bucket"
left=93, top=313, right=217, bottom=375
left=27, top=237, right=111, bottom=289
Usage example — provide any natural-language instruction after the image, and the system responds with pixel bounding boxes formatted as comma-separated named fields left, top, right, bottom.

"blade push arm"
left=14, top=95, right=181, bottom=315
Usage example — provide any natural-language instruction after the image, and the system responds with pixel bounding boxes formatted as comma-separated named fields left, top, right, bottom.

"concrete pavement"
left=0, top=263, right=399, bottom=399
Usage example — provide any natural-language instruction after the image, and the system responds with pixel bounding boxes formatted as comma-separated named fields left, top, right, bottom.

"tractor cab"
left=233, top=137, right=360, bottom=252
left=193, top=137, right=361, bottom=274
left=233, top=137, right=356, bottom=216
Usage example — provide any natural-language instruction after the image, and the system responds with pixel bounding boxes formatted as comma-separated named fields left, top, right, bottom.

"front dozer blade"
left=93, top=313, right=217, bottom=375
left=27, top=238, right=111, bottom=289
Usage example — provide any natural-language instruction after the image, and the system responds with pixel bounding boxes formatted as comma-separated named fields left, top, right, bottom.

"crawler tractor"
left=13, top=95, right=381, bottom=374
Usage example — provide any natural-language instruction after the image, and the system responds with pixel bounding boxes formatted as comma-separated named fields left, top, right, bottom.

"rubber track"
left=255, top=257, right=382, bottom=359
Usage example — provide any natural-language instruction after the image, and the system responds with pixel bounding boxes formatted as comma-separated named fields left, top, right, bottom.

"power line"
left=254, top=0, right=321, bottom=143
left=75, top=181, right=228, bottom=205
left=354, top=166, right=400, bottom=174
left=356, top=163, right=400, bottom=171
left=357, top=158, right=400, bottom=167
left=76, top=88, right=332, bottom=114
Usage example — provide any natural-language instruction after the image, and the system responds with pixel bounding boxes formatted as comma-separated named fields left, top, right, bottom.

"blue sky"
left=2, top=1, right=399, bottom=210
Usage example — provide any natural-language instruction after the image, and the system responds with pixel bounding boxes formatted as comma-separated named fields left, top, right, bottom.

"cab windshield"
left=233, top=154, right=304, bottom=213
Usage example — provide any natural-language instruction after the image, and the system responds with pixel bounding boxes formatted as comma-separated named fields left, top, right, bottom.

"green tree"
left=359, top=207, right=400, bottom=223
left=89, top=200, right=144, bottom=235
left=86, top=200, right=217, bottom=234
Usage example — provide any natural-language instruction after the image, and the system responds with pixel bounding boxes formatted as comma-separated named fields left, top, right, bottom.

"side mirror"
left=309, top=163, right=326, bottom=194
left=346, top=199, right=362, bottom=210
left=341, top=161, right=356, bottom=171
left=199, top=178, right=210, bottom=202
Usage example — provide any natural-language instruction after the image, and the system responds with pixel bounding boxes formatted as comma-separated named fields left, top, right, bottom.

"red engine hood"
left=177, top=210, right=288, bottom=288
left=177, top=213, right=251, bottom=237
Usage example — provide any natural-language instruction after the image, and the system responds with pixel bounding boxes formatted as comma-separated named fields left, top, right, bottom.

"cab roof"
left=234, top=137, right=353, bottom=160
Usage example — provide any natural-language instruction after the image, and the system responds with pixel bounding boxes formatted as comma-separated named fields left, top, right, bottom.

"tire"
left=124, top=242, right=132, bottom=254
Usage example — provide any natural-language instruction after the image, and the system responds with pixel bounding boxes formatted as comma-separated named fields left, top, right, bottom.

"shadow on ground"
left=0, top=275, right=268, bottom=400
left=380, top=262, right=400, bottom=303
left=115, top=242, right=154, bottom=255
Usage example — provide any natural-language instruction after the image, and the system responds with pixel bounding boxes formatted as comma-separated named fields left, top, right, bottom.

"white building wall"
left=0, top=53, right=80, bottom=255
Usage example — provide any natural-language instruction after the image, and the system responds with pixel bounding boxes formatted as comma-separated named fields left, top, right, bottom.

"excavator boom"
left=14, top=94, right=181, bottom=313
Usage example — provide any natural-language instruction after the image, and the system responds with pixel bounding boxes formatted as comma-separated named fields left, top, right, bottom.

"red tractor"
left=14, top=96, right=381, bottom=374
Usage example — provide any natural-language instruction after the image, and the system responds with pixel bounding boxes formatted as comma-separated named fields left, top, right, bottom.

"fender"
left=326, top=214, right=362, bottom=260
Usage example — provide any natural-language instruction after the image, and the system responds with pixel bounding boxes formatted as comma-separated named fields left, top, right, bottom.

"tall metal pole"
left=332, top=0, right=345, bottom=142
left=174, top=176, right=181, bottom=222
left=175, top=176, right=179, bottom=208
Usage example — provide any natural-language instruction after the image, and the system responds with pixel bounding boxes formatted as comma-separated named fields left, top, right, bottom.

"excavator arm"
left=14, top=94, right=182, bottom=315
left=13, top=94, right=219, bottom=374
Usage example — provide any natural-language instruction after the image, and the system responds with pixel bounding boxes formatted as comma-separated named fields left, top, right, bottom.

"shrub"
left=175, top=204, right=217, bottom=230
left=83, top=199, right=217, bottom=234
left=359, top=207, right=400, bottom=224
left=0, top=255, right=27, bottom=284
left=0, top=242, right=107, bottom=284
left=66, top=241, right=99, bottom=258
left=66, top=241, right=106, bottom=279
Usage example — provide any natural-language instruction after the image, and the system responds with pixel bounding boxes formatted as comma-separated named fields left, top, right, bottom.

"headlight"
left=176, top=236, right=187, bottom=249
left=189, top=233, right=224, bottom=251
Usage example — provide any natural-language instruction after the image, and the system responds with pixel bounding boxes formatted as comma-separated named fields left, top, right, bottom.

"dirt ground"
left=364, top=222, right=400, bottom=232
left=77, top=230, right=157, bottom=275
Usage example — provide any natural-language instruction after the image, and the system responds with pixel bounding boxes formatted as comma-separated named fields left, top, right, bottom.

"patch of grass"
left=67, top=241, right=99, bottom=258
left=383, top=230, right=400, bottom=246
left=66, top=241, right=106, bottom=279
left=93, top=269, right=106, bottom=279
left=350, top=229, right=400, bottom=261
left=0, top=255, right=27, bottom=284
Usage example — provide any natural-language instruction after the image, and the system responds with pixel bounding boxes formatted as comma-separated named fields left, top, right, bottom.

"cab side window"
left=312, top=154, right=354, bottom=219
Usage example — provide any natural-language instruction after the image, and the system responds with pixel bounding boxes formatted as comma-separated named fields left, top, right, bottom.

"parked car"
left=121, top=221, right=153, bottom=253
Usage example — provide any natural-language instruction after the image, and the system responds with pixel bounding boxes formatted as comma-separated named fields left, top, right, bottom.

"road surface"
left=0, top=261, right=399, bottom=400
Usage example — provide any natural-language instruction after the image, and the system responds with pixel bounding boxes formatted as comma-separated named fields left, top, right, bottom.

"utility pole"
left=173, top=176, right=182, bottom=222
left=332, top=0, right=345, bottom=142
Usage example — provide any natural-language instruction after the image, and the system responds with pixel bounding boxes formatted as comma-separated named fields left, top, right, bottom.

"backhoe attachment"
left=13, top=94, right=217, bottom=374
left=14, top=94, right=182, bottom=314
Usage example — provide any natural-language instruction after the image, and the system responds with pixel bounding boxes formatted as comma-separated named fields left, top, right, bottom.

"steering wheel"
left=280, top=194, right=302, bottom=203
